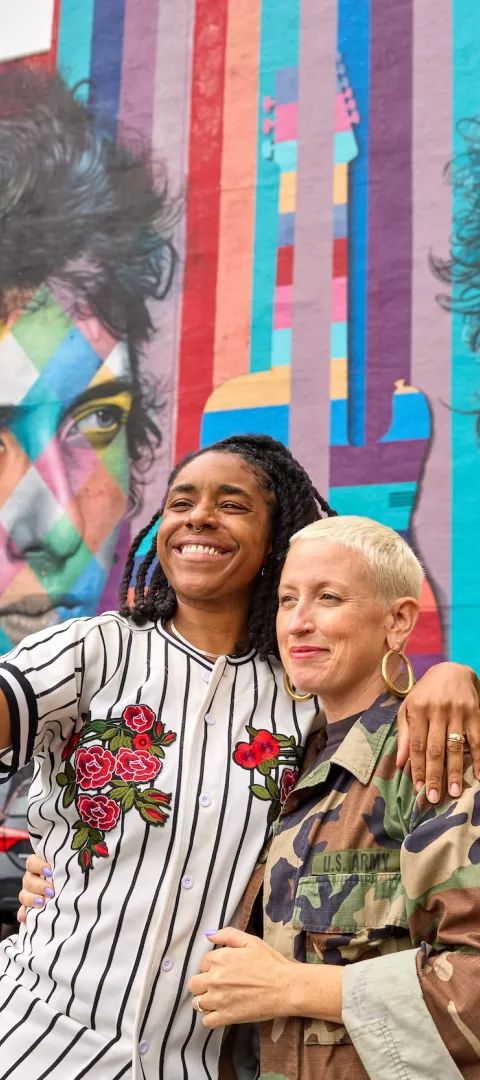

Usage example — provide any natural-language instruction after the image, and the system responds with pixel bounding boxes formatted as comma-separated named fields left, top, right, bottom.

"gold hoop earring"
left=283, top=670, right=313, bottom=703
left=381, top=649, right=416, bottom=698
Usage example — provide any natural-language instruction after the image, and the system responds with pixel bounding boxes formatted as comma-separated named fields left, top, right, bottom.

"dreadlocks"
left=119, top=434, right=336, bottom=658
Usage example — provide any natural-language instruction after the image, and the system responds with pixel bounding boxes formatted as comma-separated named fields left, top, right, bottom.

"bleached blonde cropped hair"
left=289, top=516, right=424, bottom=606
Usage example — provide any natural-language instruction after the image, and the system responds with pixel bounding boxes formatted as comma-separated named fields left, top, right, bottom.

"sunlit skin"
left=0, top=288, right=133, bottom=648
left=156, top=451, right=272, bottom=656
left=276, top=540, right=418, bottom=722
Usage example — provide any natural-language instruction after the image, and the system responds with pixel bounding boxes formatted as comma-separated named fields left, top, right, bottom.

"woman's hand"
left=17, top=854, right=54, bottom=923
left=188, top=927, right=341, bottom=1029
left=396, top=662, right=480, bottom=802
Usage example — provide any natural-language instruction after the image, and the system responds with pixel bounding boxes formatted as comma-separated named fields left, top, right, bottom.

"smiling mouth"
left=174, top=543, right=231, bottom=558
left=0, top=598, right=76, bottom=645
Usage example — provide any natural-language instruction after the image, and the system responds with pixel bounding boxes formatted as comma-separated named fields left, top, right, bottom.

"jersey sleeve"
left=0, top=615, right=124, bottom=779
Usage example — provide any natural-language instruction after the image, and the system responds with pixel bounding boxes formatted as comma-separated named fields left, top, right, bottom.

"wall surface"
left=0, top=0, right=477, bottom=670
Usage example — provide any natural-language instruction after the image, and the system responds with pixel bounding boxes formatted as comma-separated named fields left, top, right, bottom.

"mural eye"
left=61, top=402, right=130, bottom=451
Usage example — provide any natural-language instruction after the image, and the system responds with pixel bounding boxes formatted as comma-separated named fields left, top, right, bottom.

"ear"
left=384, top=596, right=419, bottom=651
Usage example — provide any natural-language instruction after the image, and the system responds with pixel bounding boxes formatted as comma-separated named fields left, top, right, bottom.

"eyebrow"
left=169, top=482, right=252, bottom=498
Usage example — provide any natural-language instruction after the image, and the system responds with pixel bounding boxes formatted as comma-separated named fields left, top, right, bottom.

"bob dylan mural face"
left=0, top=68, right=176, bottom=649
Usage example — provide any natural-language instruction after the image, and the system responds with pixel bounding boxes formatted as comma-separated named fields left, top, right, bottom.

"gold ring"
left=193, top=994, right=206, bottom=1014
left=447, top=732, right=465, bottom=745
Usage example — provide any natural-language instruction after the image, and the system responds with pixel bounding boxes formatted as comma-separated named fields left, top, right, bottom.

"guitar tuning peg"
left=262, top=118, right=275, bottom=134
left=263, top=95, right=276, bottom=111
left=261, top=138, right=274, bottom=160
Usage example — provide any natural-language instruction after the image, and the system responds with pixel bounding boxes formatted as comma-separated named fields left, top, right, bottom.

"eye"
left=319, top=592, right=340, bottom=603
left=167, top=499, right=193, bottom=511
left=278, top=593, right=297, bottom=607
left=219, top=501, right=246, bottom=511
left=61, top=394, right=132, bottom=451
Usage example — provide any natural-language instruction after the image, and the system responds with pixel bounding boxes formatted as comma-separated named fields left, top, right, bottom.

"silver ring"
left=193, top=994, right=206, bottom=1014
left=447, top=732, right=465, bottom=745
left=191, top=526, right=203, bottom=534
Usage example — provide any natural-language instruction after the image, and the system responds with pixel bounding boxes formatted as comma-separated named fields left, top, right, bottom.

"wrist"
left=286, top=961, right=343, bottom=1023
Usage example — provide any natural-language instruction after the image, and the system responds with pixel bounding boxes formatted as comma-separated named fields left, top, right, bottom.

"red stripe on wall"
left=0, top=0, right=60, bottom=74
left=174, top=0, right=228, bottom=458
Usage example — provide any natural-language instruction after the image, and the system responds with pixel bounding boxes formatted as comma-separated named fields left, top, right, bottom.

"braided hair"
left=119, top=434, right=336, bottom=658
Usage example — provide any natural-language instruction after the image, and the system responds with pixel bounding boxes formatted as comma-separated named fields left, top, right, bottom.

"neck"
left=321, top=670, right=387, bottom=724
left=169, top=598, right=249, bottom=657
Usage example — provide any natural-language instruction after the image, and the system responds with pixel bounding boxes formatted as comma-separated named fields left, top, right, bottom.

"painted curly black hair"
left=431, top=118, right=480, bottom=351
left=0, top=67, right=177, bottom=501
left=119, top=434, right=337, bottom=658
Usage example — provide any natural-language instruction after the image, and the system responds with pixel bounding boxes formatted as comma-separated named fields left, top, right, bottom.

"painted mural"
left=0, top=0, right=477, bottom=670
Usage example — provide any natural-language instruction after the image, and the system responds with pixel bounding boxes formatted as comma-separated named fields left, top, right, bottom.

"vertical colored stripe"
left=57, top=0, right=95, bottom=92
left=212, top=0, right=261, bottom=388
left=338, top=0, right=370, bottom=447
left=366, top=0, right=413, bottom=443
left=89, top=0, right=126, bottom=132
left=250, top=0, right=300, bottom=373
left=134, top=0, right=196, bottom=525
left=450, top=0, right=480, bottom=665
left=118, top=0, right=158, bottom=141
left=289, top=0, right=336, bottom=495
left=175, top=0, right=228, bottom=459
left=410, top=0, right=452, bottom=629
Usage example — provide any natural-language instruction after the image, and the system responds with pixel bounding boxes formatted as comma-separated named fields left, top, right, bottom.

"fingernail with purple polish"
left=41, top=867, right=53, bottom=879
left=33, top=896, right=44, bottom=907
left=204, top=929, right=218, bottom=937
left=44, top=887, right=55, bottom=899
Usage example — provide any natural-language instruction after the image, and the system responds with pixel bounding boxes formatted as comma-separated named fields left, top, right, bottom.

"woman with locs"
left=5, top=436, right=480, bottom=1080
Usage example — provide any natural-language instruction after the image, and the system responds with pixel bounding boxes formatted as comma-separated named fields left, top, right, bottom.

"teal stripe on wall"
left=250, top=0, right=300, bottom=373
left=57, top=0, right=95, bottom=95
left=450, top=0, right=480, bottom=665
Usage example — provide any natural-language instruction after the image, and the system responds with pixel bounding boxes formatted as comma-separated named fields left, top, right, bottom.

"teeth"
left=180, top=544, right=224, bottom=556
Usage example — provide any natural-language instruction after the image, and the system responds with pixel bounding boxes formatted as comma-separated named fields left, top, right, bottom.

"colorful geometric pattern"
left=2, top=0, right=480, bottom=672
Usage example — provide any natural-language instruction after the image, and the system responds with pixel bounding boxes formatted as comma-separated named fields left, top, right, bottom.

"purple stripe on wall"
left=366, top=0, right=413, bottom=444
left=410, top=0, right=452, bottom=618
left=289, top=0, right=337, bottom=495
left=118, top=0, right=159, bottom=141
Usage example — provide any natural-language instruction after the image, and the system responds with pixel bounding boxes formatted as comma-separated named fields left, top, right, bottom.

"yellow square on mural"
left=279, top=171, right=296, bottom=214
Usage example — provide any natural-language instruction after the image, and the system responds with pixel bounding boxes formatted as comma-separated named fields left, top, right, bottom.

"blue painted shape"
left=331, top=322, right=347, bottom=358
left=272, top=329, right=292, bottom=365
left=333, top=203, right=347, bottom=238
left=276, top=67, right=298, bottom=104
left=329, top=483, right=417, bottom=533
left=450, top=0, right=480, bottom=665
left=57, top=0, right=95, bottom=94
left=334, top=130, right=359, bottom=166
left=89, top=0, right=126, bottom=134
left=279, top=213, right=295, bottom=245
left=329, top=400, right=349, bottom=446
left=379, top=391, right=431, bottom=442
left=63, top=556, right=107, bottom=619
left=274, top=141, right=297, bottom=172
left=338, top=0, right=370, bottom=446
left=201, top=406, right=289, bottom=447
left=250, top=0, right=300, bottom=373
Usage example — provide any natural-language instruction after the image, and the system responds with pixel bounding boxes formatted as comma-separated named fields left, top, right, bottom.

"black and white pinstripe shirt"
left=0, top=613, right=317, bottom=1079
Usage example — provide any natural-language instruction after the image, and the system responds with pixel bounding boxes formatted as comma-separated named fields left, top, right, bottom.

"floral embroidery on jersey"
left=56, top=703, right=177, bottom=872
left=233, top=726, right=302, bottom=825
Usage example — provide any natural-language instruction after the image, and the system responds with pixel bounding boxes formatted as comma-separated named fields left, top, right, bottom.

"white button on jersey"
left=181, top=875, right=194, bottom=890
left=139, top=1040, right=149, bottom=1055
left=201, top=670, right=211, bottom=683
left=161, top=957, right=174, bottom=972
left=204, top=712, right=215, bottom=725
left=199, top=793, right=211, bottom=808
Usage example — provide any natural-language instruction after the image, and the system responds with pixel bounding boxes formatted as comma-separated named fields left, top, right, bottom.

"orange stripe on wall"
left=212, top=0, right=261, bottom=388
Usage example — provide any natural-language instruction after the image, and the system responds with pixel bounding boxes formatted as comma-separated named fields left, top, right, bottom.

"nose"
left=2, top=434, right=85, bottom=567
left=287, top=604, right=315, bottom=637
left=186, top=499, right=216, bottom=531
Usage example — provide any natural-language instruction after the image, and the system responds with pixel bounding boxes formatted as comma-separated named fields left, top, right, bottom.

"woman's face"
left=157, top=451, right=272, bottom=608
left=277, top=540, right=392, bottom=705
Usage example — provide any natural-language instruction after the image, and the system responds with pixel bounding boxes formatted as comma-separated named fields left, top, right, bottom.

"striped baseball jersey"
left=257, top=691, right=479, bottom=1079
left=0, top=612, right=317, bottom=1080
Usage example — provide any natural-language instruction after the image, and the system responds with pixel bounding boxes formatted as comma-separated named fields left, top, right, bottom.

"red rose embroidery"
left=123, top=704, right=155, bottom=734
left=280, top=768, right=298, bottom=804
left=75, top=746, right=116, bottom=789
left=254, top=730, right=280, bottom=762
left=78, top=794, right=120, bottom=831
left=62, top=731, right=82, bottom=761
left=115, top=748, right=161, bottom=783
left=233, top=741, right=262, bottom=769
left=133, top=733, right=152, bottom=751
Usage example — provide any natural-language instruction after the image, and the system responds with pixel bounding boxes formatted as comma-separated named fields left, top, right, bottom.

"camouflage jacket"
left=258, top=691, right=480, bottom=1080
